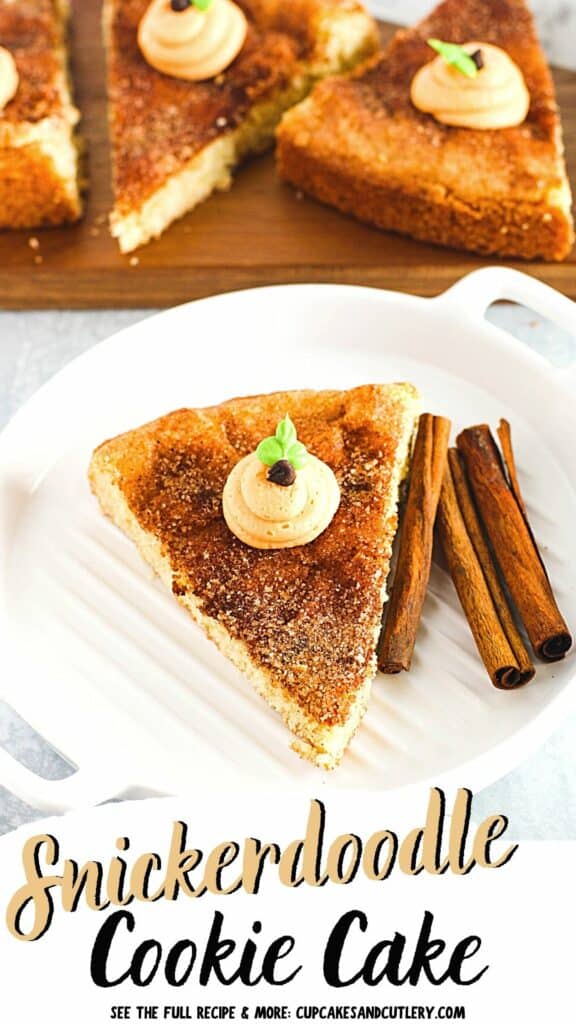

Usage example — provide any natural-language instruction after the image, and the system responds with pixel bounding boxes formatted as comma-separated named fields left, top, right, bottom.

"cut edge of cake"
left=276, top=0, right=574, bottom=262
left=103, top=0, right=379, bottom=253
left=88, top=384, right=420, bottom=769
left=0, top=0, right=82, bottom=229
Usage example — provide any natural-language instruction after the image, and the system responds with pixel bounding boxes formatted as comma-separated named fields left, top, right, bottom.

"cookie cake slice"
left=277, top=0, right=574, bottom=260
left=0, top=0, right=81, bottom=228
left=89, top=384, right=419, bottom=769
left=103, top=0, right=379, bottom=252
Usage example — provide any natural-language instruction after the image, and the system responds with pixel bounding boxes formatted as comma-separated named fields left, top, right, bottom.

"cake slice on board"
left=103, top=0, right=379, bottom=252
left=89, top=384, right=419, bottom=769
left=0, top=0, right=81, bottom=228
left=277, top=0, right=574, bottom=261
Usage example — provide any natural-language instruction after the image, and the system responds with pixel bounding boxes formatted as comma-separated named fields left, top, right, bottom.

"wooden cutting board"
left=0, top=5, right=574, bottom=309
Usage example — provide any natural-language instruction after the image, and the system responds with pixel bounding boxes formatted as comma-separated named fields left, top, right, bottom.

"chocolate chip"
left=470, top=49, right=484, bottom=70
left=170, top=0, right=191, bottom=10
left=267, top=460, right=296, bottom=487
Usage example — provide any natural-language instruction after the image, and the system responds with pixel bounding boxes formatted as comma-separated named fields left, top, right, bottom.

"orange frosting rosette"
left=411, top=40, right=530, bottom=130
left=138, top=0, right=247, bottom=82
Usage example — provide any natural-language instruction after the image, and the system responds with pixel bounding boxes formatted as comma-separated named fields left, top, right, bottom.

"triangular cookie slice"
left=277, top=0, right=574, bottom=260
left=0, top=0, right=81, bottom=228
left=89, top=384, right=419, bottom=768
left=103, top=0, right=378, bottom=252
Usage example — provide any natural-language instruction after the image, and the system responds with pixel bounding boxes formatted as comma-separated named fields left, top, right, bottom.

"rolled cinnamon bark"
left=497, top=419, right=527, bottom=518
left=457, top=424, right=572, bottom=662
left=448, top=448, right=534, bottom=686
left=438, top=455, right=529, bottom=690
left=497, top=418, right=549, bottom=581
left=378, top=413, right=451, bottom=673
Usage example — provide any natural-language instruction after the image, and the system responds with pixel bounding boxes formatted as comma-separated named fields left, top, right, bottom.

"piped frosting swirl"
left=411, top=42, right=530, bottom=129
left=138, top=0, right=247, bottom=82
left=0, top=47, right=19, bottom=113
left=223, top=452, right=341, bottom=549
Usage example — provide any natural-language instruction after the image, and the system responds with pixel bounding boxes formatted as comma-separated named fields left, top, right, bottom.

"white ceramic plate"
left=1, top=267, right=575, bottom=813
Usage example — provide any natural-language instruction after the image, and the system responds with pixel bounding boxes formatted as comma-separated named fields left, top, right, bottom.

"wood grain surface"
left=0, top=4, right=574, bottom=309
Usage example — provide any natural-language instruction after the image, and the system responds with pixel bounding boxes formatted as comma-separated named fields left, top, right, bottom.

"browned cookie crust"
left=104, top=0, right=379, bottom=249
left=277, top=0, right=574, bottom=261
left=0, top=0, right=81, bottom=228
left=89, top=384, right=419, bottom=767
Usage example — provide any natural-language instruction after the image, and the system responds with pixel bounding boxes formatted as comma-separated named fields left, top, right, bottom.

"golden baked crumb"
left=103, top=0, right=379, bottom=251
left=0, top=0, right=81, bottom=228
left=89, top=384, right=419, bottom=768
left=277, top=0, right=574, bottom=261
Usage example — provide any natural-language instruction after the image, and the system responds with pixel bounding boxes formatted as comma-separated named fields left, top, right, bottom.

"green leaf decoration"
left=427, top=38, right=479, bottom=79
left=256, top=415, right=309, bottom=470
left=275, top=414, right=297, bottom=450
left=256, top=437, right=284, bottom=466
left=286, top=441, right=308, bottom=470
left=193, top=0, right=214, bottom=9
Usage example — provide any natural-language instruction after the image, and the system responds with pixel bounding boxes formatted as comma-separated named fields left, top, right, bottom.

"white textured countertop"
left=1, top=0, right=575, bottom=836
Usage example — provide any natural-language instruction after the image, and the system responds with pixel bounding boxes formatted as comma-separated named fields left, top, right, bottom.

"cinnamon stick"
left=497, top=419, right=527, bottom=518
left=448, top=448, right=535, bottom=686
left=497, top=418, right=549, bottom=582
left=437, top=455, right=531, bottom=690
left=457, top=424, right=572, bottom=662
left=378, top=413, right=451, bottom=673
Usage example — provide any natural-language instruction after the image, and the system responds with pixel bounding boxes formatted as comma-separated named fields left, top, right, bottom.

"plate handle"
left=440, top=266, right=576, bottom=335
left=441, top=267, right=576, bottom=391
left=0, top=745, right=130, bottom=815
